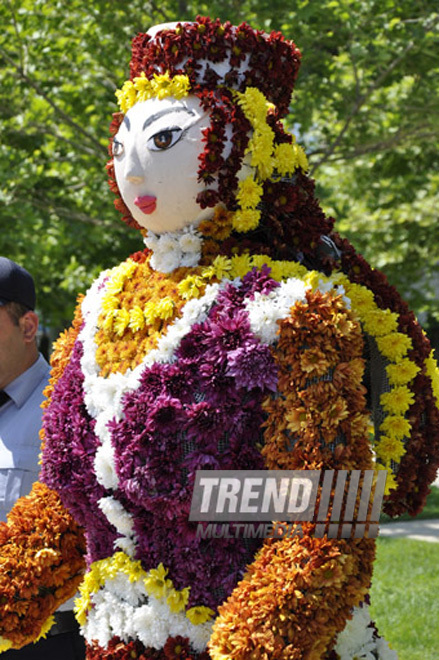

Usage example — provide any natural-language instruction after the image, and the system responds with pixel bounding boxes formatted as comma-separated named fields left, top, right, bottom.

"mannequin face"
left=113, top=96, right=214, bottom=233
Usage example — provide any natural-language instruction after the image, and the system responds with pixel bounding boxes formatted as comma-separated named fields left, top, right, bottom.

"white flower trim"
left=78, top=266, right=224, bottom=553
left=245, top=274, right=353, bottom=345
left=245, top=277, right=308, bottom=344
left=80, top=568, right=213, bottom=652
left=334, top=605, right=398, bottom=659
left=143, top=225, right=203, bottom=273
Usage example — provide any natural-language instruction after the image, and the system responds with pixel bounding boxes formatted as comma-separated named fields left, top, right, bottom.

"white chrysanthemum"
left=171, top=615, right=213, bottom=653
left=143, top=232, right=160, bottom=252
left=150, top=250, right=182, bottom=274
left=98, top=496, right=135, bottom=537
left=180, top=251, right=203, bottom=268
left=334, top=605, right=396, bottom=660
left=245, top=278, right=307, bottom=345
left=179, top=230, right=202, bottom=254
left=144, top=225, right=203, bottom=273
left=94, top=444, right=118, bottom=490
left=157, top=233, right=180, bottom=254
left=376, top=636, right=398, bottom=659
left=134, top=603, right=169, bottom=649
left=115, top=535, right=137, bottom=556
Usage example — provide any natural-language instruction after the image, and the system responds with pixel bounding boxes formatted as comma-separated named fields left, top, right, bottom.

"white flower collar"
left=143, top=224, right=203, bottom=273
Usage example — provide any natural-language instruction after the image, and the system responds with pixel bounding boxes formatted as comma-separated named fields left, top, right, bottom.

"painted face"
left=113, top=96, right=214, bottom=233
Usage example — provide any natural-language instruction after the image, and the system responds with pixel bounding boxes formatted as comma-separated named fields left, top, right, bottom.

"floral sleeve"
left=208, top=289, right=376, bottom=659
left=0, top=483, right=86, bottom=652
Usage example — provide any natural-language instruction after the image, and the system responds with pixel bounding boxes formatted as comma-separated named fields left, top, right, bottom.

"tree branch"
left=310, top=14, right=439, bottom=175
left=12, top=192, right=106, bottom=227
left=309, top=125, right=438, bottom=164
left=0, top=46, right=107, bottom=156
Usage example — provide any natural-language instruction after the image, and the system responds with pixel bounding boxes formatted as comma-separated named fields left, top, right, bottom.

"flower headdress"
left=107, top=16, right=311, bottom=236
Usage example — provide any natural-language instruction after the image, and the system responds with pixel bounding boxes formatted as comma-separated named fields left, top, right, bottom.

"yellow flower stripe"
left=425, top=351, right=439, bottom=407
left=232, top=87, right=308, bottom=233
left=74, top=552, right=213, bottom=627
left=116, top=72, right=191, bottom=113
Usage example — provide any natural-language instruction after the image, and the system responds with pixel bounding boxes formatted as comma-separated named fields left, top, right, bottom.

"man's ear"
left=20, top=311, right=39, bottom=343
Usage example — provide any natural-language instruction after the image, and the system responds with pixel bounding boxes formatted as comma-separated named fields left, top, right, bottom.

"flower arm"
left=0, top=482, right=86, bottom=652
left=209, top=289, right=376, bottom=659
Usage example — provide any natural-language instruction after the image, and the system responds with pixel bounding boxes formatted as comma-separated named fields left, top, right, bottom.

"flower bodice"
left=38, top=246, right=439, bottom=657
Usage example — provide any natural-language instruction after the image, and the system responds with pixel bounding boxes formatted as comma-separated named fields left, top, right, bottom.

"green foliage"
left=0, top=0, right=438, bottom=329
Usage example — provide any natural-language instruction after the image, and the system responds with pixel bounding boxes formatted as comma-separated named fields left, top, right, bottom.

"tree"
left=1, top=0, right=438, bottom=329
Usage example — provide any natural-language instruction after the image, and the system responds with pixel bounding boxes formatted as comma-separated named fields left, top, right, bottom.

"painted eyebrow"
left=142, top=106, right=195, bottom=131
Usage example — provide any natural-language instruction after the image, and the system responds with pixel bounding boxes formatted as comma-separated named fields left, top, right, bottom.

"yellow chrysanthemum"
left=375, top=435, right=406, bottom=463
left=376, top=333, right=412, bottom=362
left=249, top=254, right=271, bottom=271
left=105, top=261, right=136, bottom=295
left=129, top=306, right=146, bottom=332
left=133, top=72, right=153, bottom=98
left=211, top=255, right=232, bottom=280
left=186, top=605, right=215, bottom=625
left=362, top=309, right=399, bottom=337
left=166, top=586, right=190, bottom=613
left=376, top=464, right=398, bottom=494
left=236, top=177, right=264, bottom=209
left=143, top=301, right=157, bottom=325
left=380, top=415, right=411, bottom=440
left=116, top=72, right=191, bottom=111
left=201, top=266, right=216, bottom=281
left=347, top=284, right=375, bottom=311
left=227, top=254, right=250, bottom=278
left=101, top=295, right=120, bottom=314
left=232, top=208, right=261, bottom=233
left=425, top=352, right=439, bottom=406
left=144, top=563, right=172, bottom=599
left=113, top=308, right=131, bottom=337
left=115, top=81, right=137, bottom=114
left=380, top=386, right=415, bottom=415
left=102, top=310, right=117, bottom=334
left=156, top=297, right=175, bottom=320
left=273, top=142, right=297, bottom=176
left=386, top=358, right=420, bottom=386
left=177, top=275, right=204, bottom=300
left=294, top=143, right=309, bottom=171
left=74, top=593, right=90, bottom=626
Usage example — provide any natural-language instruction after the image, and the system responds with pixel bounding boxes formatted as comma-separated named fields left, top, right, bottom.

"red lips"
left=134, top=195, right=157, bottom=215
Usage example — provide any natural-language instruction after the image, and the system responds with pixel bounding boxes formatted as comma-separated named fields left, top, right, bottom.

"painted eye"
left=148, top=128, right=183, bottom=151
left=112, top=139, right=124, bottom=157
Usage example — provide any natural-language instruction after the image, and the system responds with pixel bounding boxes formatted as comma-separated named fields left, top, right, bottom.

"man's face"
left=0, top=307, right=29, bottom=389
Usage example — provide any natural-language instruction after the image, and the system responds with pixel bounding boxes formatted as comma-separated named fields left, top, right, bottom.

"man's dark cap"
left=0, top=257, right=36, bottom=310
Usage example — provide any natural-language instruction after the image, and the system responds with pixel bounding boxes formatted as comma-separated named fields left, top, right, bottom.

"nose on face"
left=124, top=145, right=145, bottom=184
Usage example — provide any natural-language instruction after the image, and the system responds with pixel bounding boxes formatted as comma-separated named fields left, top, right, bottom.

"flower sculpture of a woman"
left=1, top=16, right=439, bottom=660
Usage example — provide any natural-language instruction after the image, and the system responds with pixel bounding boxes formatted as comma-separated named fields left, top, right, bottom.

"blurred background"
left=0, top=0, right=438, bottom=347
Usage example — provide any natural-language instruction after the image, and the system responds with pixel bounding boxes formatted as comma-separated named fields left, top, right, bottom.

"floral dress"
left=1, top=235, right=438, bottom=659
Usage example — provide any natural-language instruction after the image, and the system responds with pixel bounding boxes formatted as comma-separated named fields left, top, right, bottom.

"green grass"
left=370, top=537, right=439, bottom=660
left=380, top=485, right=439, bottom=523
